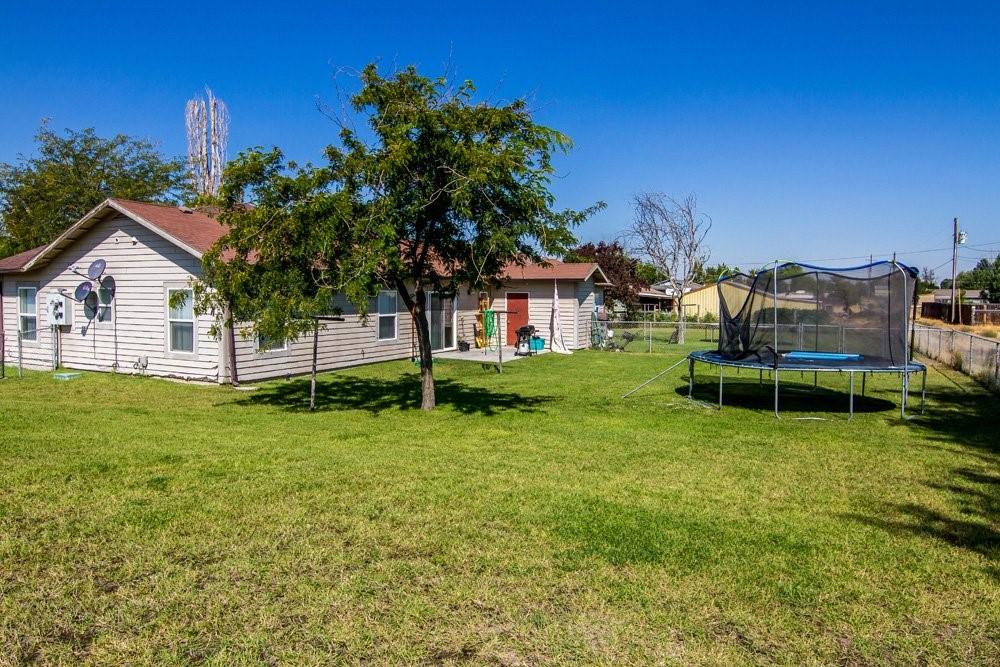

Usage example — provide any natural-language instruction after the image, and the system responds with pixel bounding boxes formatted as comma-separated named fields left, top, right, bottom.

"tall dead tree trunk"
left=625, top=193, right=711, bottom=345
left=186, top=87, right=229, bottom=197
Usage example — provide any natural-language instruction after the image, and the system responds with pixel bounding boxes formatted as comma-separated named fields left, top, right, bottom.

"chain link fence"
left=913, top=324, right=1000, bottom=391
left=594, top=320, right=718, bottom=353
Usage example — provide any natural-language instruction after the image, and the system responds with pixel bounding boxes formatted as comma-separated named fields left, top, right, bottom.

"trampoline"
left=686, top=260, right=927, bottom=419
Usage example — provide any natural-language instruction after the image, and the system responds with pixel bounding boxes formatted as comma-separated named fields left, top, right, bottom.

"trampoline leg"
left=899, top=373, right=908, bottom=419
left=688, top=358, right=694, bottom=399
left=813, top=371, right=817, bottom=390
left=921, top=370, right=926, bottom=414
left=759, top=369, right=762, bottom=386
left=849, top=371, right=854, bottom=421
left=718, top=364, right=724, bottom=409
left=861, top=372, right=866, bottom=397
left=774, top=368, right=780, bottom=419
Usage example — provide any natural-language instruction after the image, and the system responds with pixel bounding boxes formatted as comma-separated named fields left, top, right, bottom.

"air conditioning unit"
left=47, top=293, right=72, bottom=326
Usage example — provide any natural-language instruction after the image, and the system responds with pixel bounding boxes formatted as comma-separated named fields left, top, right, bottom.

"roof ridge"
left=112, top=198, right=187, bottom=209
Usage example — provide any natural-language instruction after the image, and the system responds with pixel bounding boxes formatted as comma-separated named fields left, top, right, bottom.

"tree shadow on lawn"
left=678, top=377, right=896, bottom=414
left=235, top=372, right=554, bottom=416
left=843, top=380, right=1000, bottom=579
left=842, top=469, right=1000, bottom=580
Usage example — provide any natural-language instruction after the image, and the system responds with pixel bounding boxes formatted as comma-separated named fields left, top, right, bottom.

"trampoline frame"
left=686, top=349, right=926, bottom=420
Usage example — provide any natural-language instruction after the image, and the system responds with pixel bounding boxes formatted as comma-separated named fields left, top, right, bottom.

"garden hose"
left=483, top=309, right=499, bottom=351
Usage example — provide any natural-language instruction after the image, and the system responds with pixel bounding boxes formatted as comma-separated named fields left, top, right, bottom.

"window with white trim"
left=256, top=333, right=287, bottom=353
left=18, top=287, right=37, bottom=341
left=167, top=288, right=195, bottom=353
left=377, top=290, right=397, bottom=341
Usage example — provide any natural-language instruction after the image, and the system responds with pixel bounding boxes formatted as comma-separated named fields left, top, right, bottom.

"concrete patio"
left=434, top=346, right=549, bottom=364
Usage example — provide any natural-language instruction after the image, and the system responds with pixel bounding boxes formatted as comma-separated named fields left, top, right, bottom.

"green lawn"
left=1, top=345, right=997, bottom=665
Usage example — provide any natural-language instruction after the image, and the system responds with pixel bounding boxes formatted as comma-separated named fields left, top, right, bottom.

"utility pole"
left=950, top=217, right=967, bottom=323
left=950, top=217, right=959, bottom=323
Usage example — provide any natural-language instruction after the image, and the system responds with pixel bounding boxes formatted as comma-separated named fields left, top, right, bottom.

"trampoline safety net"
left=717, top=261, right=917, bottom=367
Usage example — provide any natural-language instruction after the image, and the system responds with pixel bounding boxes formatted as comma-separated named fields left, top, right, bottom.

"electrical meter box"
left=46, top=292, right=72, bottom=326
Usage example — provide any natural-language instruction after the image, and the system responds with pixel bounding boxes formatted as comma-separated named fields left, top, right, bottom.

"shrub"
left=702, top=312, right=718, bottom=323
left=952, top=350, right=965, bottom=373
left=982, top=329, right=998, bottom=339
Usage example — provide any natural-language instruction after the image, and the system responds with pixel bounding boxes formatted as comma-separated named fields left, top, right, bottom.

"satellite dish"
left=87, top=259, right=107, bottom=280
left=84, top=292, right=99, bottom=320
left=74, top=281, right=93, bottom=302
left=98, top=276, right=116, bottom=304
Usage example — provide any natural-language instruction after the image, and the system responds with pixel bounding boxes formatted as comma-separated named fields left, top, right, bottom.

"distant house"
left=635, top=281, right=704, bottom=315
left=0, top=199, right=610, bottom=382
left=930, top=288, right=986, bottom=305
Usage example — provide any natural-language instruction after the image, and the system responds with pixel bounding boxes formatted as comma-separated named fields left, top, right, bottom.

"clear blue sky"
left=3, top=1, right=999, bottom=277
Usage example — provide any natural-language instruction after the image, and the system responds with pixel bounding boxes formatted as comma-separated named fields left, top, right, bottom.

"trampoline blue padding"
left=688, top=349, right=925, bottom=374
left=786, top=351, right=862, bottom=362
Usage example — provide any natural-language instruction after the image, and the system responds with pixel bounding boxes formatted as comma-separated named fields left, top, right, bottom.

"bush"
left=982, top=329, right=998, bottom=339
left=952, top=350, right=965, bottom=373
left=701, top=312, right=718, bottom=323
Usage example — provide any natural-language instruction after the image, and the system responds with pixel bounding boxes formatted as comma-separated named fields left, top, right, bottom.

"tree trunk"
left=676, top=294, right=686, bottom=344
left=409, top=286, right=436, bottom=410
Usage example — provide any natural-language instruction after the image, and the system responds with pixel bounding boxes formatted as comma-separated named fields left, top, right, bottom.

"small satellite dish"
left=84, top=292, right=99, bottom=320
left=74, top=281, right=93, bottom=302
left=87, top=259, right=107, bottom=280
left=98, top=276, right=116, bottom=304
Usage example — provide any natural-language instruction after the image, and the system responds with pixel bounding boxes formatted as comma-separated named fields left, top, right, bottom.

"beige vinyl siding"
left=490, top=280, right=582, bottom=350
left=576, top=280, right=597, bottom=348
left=1, top=215, right=220, bottom=380
left=232, top=293, right=417, bottom=382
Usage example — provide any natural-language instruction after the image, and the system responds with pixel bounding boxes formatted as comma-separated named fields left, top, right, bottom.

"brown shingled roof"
left=0, top=245, right=47, bottom=273
left=110, top=199, right=228, bottom=255
left=502, top=259, right=610, bottom=284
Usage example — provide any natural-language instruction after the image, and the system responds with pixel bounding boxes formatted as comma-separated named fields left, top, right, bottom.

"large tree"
left=625, top=193, right=711, bottom=342
left=0, top=122, right=189, bottom=255
left=957, top=255, right=1000, bottom=303
left=198, top=64, right=602, bottom=409
left=565, top=241, right=644, bottom=313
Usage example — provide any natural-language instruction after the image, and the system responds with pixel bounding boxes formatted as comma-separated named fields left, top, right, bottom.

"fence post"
left=995, top=342, right=999, bottom=386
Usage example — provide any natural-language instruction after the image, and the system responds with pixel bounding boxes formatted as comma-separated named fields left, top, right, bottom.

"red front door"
left=505, top=293, right=529, bottom=345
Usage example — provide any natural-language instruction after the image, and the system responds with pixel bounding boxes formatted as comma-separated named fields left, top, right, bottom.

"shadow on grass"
left=678, top=378, right=896, bottom=414
left=843, top=469, right=999, bottom=579
left=236, top=372, right=553, bottom=416
left=845, top=375, right=1000, bottom=578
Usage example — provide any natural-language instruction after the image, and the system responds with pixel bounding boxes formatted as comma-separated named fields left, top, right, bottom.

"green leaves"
left=200, top=62, right=603, bottom=404
left=0, top=121, right=190, bottom=255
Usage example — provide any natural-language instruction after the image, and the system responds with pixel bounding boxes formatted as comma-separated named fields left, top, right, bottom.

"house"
left=0, top=199, right=609, bottom=382
left=930, top=288, right=986, bottom=305
left=635, top=281, right=703, bottom=316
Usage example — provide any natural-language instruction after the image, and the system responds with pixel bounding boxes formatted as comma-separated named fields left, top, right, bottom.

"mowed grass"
left=0, top=344, right=997, bottom=665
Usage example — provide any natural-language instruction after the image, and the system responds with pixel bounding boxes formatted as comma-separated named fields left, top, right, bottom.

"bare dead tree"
left=185, top=87, right=229, bottom=196
left=625, top=193, right=711, bottom=343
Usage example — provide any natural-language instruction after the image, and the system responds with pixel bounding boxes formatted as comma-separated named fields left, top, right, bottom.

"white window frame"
left=17, top=285, right=38, bottom=343
left=255, top=332, right=289, bottom=356
left=376, top=290, right=398, bottom=341
left=165, top=286, right=197, bottom=356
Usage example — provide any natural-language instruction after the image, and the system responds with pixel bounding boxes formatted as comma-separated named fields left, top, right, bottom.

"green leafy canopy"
left=0, top=121, right=190, bottom=255
left=200, top=63, right=605, bottom=346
